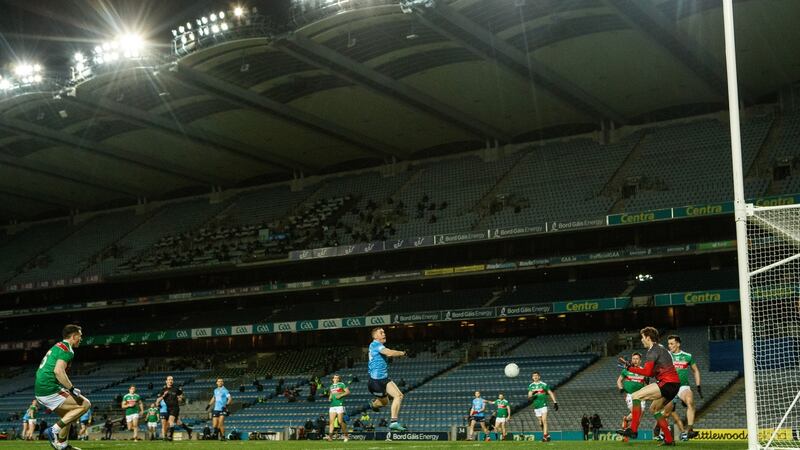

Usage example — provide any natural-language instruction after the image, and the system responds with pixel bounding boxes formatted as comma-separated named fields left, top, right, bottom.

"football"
left=504, top=363, right=520, bottom=378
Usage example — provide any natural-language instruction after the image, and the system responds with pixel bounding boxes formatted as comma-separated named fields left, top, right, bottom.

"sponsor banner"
left=497, top=304, right=553, bottom=317
left=231, top=325, right=253, bottom=335
left=607, top=208, right=673, bottom=225
left=171, top=329, right=191, bottom=340
left=751, top=286, right=800, bottom=301
left=0, top=340, right=43, bottom=351
left=549, top=218, right=605, bottom=232
left=453, top=264, right=485, bottom=274
left=253, top=323, right=273, bottom=334
left=191, top=328, right=212, bottom=339
left=588, top=250, right=623, bottom=260
left=365, top=315, right=390, bottom=326
left=342, top=317, right=366, bottom=328
left=656, top=289, right=740, bottom=306
left=511, top=430, right=652, bottom=441
left=386, top=238, right=414, bottom=250
left=393, top=312, right=441, bottom=323
left=434, top=231, right=488, bottom=245
left=486, top=262, right=517, bottom=270
left=442, top=308, right=495, bottom=321
left=752, top=193, right=800, bottom=208
left=424, top=267, right=454, bottom=276
left=274, top=322, right=297, bottom=333
left=696, top=240, right=736, bottom=250
left=318, top=318, right=342, bottom=330
left=355, top=241, right=385, bottom=255
left=296, top=320, right=318, bottom=331
left=490, top=225, right=545, bottom=238
left=213, top=327, right=231, bottom=337
left=346, top=432, right=448, bottom=441
left=518, top=258, right=550, bottom=267
left=552, top=298, right=629, bottom=314
left=338, top=276, right=368, bottom=285
left=312, top=247, right=336, bottom=259
left=695, top=429, right=793, bottom=441
left=673, top=202, right=734, bottom=218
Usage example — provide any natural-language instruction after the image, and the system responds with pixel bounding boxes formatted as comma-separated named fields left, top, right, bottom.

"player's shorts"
left=147, top=422, right=158, bottom=429
left=534, top=406, right=548, bottom=417
left=470, top=414, right=485, bottom=423
left=329, top=406, right=345, bottom=414
left=126, top=413, right=139, bottom=423
left=367, top=377, right=391, bottom=397
left=159, top=412, right=169, bottom=420
left=166, top=406, right=180, bottom=418
left=626, top=393, right=647, bottom=411
left=495, top=417, right=507, bottom=424
left=28, top=419, right=37, bottom=427
left=677, top=385, right=692, bottom=398
left=212, top=409, right=228, bottom=418
left=36, top=389, right=70, bottom=411
left=659, top=382, right=680, bottom=403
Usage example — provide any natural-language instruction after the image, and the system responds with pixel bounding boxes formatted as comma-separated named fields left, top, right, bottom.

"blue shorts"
left=80, top=420, right=89, bottom=425
left=471, top=414, right=486, bottom=423
left=159, top=412, right=169, bottom=420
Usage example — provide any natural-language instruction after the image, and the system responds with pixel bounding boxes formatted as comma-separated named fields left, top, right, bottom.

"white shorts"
left=495, top=417, right=507, bottom=424
left=27, top=419, right=36, bottom=427
left=534, top=407, right=548, bottom=417
left=36, top=389, right=70, bottom=411
left=126, top=413, right=140, bottom=423
left=147, top=422, right=158, bottom=429
left=626, top=393, right=647, bottom=411
left=678, top=385, right=692, bottom=399
left=329, top=406, right=345, bottom=414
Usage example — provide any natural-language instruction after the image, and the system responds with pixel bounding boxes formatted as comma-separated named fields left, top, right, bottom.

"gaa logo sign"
left=176, top=331, right=189, bottom=338
left=215, top=328, right=229, bottom=336
left=255, top=325, right=271, bottom=333
left=299, top=321, right=315, bottom=330
left=368, top=316, right=387, bottom=325
left=276, top=323, right=293, bottom=332
left=344, top=318, right=363, bottom=327
left=233, top=325, right=252, bottom=335
left=321, top=320, right=338, bottom=329
left=193, top=328, right=210, bottom=337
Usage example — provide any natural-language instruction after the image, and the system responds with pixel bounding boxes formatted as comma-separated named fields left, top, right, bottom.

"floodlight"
left=186, top=22, right=192, bottom=30
left=0, top=78, right=12, bottom=90
left=211, top=24, right=220, bottom=34
left=220, top=22, right=229, bottom=31
left=233, top=7, right=244, bottom=17
left=14, top=64, right=32, bottom=77
left=95, top=45, right=103, bottom=54
left=201, top=16, right=208, bottom=24
left=188, top=32, right=195, bottom=41
left=172, top=29, right=178, bottom=37
left=33, top=64, right=41, bottom=72
left=219, top=11, right=225, bottom=19
left=74, top=52, right=85, bottom=62
left=196, top=19, right=202, bottom=26
left=33, top=74, right=42, bottom=83
left=210, top=13, right=217, bottom=22
left=178, top=26, right=185, bottom=33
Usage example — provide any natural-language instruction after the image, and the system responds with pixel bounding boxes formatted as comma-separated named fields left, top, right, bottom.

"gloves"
left=553, top=402, right=559, bottom=411
left=697, top=385, right=703, bottom=398
left=619, top=388, right=625, bottom=394
left=205, top=404, right=211, bottom=411
left=68, top=386, right=81, bottom=397
left=617, top=356, right=631, bottom=368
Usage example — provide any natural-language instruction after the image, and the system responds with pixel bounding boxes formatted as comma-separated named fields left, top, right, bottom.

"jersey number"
left=38, top=350, right=52, bottom=369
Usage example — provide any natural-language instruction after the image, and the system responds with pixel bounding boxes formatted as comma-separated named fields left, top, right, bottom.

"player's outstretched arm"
left=379, top=348, right=406, bottom=358
left=616, top=375, right=625, bottom=393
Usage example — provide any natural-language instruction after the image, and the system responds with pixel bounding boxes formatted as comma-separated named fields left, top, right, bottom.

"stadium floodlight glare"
left=211, top=24, right=220, bottom=34
left=186, top=22, right=192, bottom=30
left=74, top=52, right=85, bottom=62
left=218, top=11, right=225, bottom=19
left=178, top=26, right=185, bottom=33
left=220, top=22, right=229, bottom=31
left=210, top=13, right=217, bottom=22
left=233, top=6, right=244, bottom=17
left=172, top=29, right=178, bottom=37
left=201, top=16, right=208, bottom=24
left=0, top=77, right=12, bottom=90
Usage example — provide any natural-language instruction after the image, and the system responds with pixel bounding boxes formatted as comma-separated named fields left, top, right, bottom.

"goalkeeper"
left=616, top=327, right=681, bottom=446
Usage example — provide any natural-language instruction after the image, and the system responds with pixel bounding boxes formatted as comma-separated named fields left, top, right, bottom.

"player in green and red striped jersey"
left=617, top=352, right=647, bottom=442
left=489, top=393, right=511, bottom=440
left=527, top=372, right=558, bottom=442
left=35, top=324, right=91, bottom=450
left=665, top=334, right=702, bottom=440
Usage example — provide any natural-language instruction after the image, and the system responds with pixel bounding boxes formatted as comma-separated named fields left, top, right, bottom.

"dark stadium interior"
left=0, top=0, right=799, bottom=443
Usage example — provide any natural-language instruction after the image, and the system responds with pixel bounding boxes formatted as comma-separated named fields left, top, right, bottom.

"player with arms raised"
left=527, top=371, right=558, bottom=442
left=36, top=324, right=91, bottom=450
left=326, top=374, right=350, bottom=442
left=666, top=334, right=702, bottom=440
left=121, top=385, right=144, bottom=440
left=367, top=327, right=408, bottom=432
left=617, top=326, right=681, bottom=446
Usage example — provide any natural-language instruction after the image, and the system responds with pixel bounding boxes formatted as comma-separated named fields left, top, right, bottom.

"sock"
left=688, top=424, right=694, bottom=432
left=51, top=422, right=63, bottom=434
left=631, top=400, right=642, bottom=433
left=390, top=418, right=397, bottom=423
left=168, top=426, right=175, bottom=438
left=656, top=417, right=673, bottom=443
left=182, top=424, right=191, bottom=432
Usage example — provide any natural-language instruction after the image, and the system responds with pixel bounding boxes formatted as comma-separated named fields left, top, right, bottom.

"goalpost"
left=725, top=1, right=800, bottom=449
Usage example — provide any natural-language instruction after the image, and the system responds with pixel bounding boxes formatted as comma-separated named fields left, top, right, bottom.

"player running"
left=616, top=326, right=682, bottom=446
left=22, top=399, right=37, bottom=441
left=527, top=371, right=558, bottom=442
left=665, top=334, right=702, bottom=440
left=491, top=392, right=511, bottom=440
left=36, top=324, right=91, bottom=450
left=367, top=327, right=408, bottom=432
left=326, top=374, right=350, bottom=442
left=207, top=378, right=232, bottom=440
left=617, top=352, right=647, bottom=442
left=121, top=385, right=144, bottom=440
left=156, top=376, right=192, bottom=440
left=77, top=406, right=92, bottom=441
left=467, top=391, right=490, bottom=441
left=145, top=403, right=159, bottom=440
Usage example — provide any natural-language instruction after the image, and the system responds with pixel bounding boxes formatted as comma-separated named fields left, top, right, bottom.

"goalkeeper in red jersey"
left=616, top=327, right=681, bottom=446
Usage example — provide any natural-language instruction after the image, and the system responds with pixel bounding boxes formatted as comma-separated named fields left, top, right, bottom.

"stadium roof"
left=0, top=0, right=799, bottom=221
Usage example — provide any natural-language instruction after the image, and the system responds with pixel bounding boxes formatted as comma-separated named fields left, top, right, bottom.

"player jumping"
left=327, top=374, right=350, bottom=442
left=617, top=352, right=647, bottom=442
left=616, top=326, right=681, bottom=446
left=121, top=385, right=144, bottom=440
left=467, top=391, right=490, bottom=441
left=367, top=327, right=408, bottom=432
left=207, top=378, right=232, bottom=440
left=527, top=371, right=558, bottom=442
left=36, top=324, right=91, bottom=450
left=666, top=334, right=702, bottom=440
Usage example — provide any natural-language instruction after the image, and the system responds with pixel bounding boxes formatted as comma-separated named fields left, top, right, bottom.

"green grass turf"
left=0, top=441, right=748, bottom=449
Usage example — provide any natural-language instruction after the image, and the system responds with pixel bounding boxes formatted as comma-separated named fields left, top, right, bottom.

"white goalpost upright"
left=724, top=1, right=800, bottom=449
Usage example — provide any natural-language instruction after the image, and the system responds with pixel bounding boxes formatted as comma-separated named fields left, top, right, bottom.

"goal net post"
left=745, top=204, right=800, bottom=450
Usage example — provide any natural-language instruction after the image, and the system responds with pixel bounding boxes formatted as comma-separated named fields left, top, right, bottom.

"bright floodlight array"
left=70, top=34, right=146, bottom=82
left=172, top=6, right=257, bottom=56
left=0, top=63, right=44, bottom=92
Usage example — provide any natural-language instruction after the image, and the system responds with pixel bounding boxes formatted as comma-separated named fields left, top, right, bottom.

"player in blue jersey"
left=467, top=391, right=491, bottom=441
left=159, top=399, right=169, bottom=439
left=367, top=327, right=407, bottom=431
left=22, top=399, right=37, bottom=441
left=206, top=378, right=232, bottom=440
left=78, top=406, right=92, bottom=441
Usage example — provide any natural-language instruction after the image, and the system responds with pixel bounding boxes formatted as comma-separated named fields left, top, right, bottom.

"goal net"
left=746, top=204, right=800, bottom=449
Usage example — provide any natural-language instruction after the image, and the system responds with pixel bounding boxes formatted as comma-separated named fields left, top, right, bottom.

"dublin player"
left=326, top=374, right=350, bottom=442
left=527, top=371, right=558, bottom=442
left=207, top=378, right=232, bottom=440
left=121, top=385, right=144, bottom=440
left=666, top=335, right=702, bottom=440
left=467, top=391, right=490, bottom=441
left=36, top=324, right=91, bottom=450
left=367, top=327, right=408, bottom=432
left=22, top=399, right=37, bottom=441
left=617, top=327, right=681, bottom=446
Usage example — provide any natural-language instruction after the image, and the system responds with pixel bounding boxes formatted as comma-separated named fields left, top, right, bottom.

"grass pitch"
left=0, top=441, right=747, bottom=449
